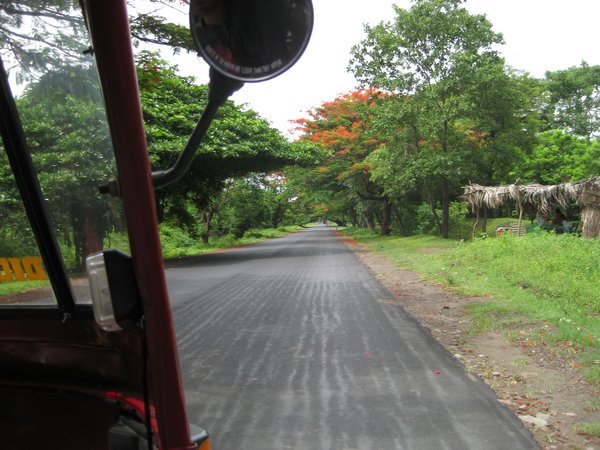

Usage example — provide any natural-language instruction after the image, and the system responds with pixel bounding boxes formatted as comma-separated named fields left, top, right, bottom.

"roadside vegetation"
left=0, top=280, right=48, bottom=298
left=2, top=0, right=599, bottom=440
left=157, top=225, right=303, bottom=259
left=343, top=226, right=600, bottom=389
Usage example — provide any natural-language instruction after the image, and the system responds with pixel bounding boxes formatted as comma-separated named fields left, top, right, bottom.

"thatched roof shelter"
left=460, top=177, right=600, bottom=238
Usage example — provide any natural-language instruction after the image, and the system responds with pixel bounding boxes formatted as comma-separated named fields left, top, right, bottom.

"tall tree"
left=0, top=1, right=194, bottom=81
left=0, top=1, right=88, bottom=77
left=543, top=62, right=600, bottom=138
left=137, top=53, right=318, bottom=229
left=292, top=89, right=394, bottom=233
left=348, top=0, right=505, bottom=237
left=15, top=66, right=120, bottom=269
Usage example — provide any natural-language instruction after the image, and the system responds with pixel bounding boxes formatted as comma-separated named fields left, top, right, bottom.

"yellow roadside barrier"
left=0, top=257, right=48, bottom=282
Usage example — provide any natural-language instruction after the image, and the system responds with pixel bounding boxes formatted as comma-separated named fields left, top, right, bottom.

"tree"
left=0, top=1, right=89, bottom=78
left=129, top=6, right=196, bottom=53
left=15, top=66, right=120, bottom=270
left=137, top=53, right=318, bottom=237
left=348, top=0, right=505, bottom=238
left=1, top=1, right=194, bottom=84
left=0, top=147, right=40, bottom=257
left=218, top=176, right=276, bottom=239
left=543, top=62, right=600, bottom=139
left=516, top=130, right=600, bottom=185
left=291, top=89, right=394, bottom=233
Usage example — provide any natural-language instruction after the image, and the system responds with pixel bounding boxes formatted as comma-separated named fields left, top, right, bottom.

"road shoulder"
left=340, top=234, right=600, bottom=450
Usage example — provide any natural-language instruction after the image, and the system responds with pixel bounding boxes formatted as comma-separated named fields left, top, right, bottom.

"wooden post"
left=472, top=207, right=480, bottom=240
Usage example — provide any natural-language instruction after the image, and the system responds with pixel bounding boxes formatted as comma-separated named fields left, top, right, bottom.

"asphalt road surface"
left=166, top=225, right=538, bottom=450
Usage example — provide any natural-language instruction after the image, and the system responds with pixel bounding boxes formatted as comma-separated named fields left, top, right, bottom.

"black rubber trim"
left=0, top=56, right=77, bottom=315
left=0, top=305, right=94, bottom=321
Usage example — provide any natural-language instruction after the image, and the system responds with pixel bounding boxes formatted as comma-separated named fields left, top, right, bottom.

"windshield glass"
left=0, top=168, right=55, bottom=305
left=0, top=1, right=128, bottom=306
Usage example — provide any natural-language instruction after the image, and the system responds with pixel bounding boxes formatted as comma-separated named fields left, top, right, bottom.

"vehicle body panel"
left=0, top=1, right=195, bottom=448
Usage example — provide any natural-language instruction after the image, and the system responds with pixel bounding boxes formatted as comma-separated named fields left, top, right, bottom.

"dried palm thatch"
left=460, top=177, right=600, bottom=237
left=581, top=207, right=600, bottom=238
left=578, top=178, right=600, bottom=238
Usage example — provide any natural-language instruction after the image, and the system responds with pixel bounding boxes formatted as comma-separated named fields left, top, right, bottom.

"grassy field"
left=343, top=226, right=600, bottom=388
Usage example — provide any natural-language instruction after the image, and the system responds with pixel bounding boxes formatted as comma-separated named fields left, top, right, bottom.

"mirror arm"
left=151, top=68, right=244, bottom=190
left=150, top=97, right=219, bottom=190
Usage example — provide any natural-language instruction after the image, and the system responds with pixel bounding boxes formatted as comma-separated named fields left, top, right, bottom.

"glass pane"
left=0, top=1, right=129, bottom=306
left=0, top=147, right=55, bottom=305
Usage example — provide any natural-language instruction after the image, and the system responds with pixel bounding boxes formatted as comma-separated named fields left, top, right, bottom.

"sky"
left=160, top=0, right=600, bottom=136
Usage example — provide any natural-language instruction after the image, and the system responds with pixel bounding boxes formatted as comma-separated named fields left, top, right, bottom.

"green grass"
left=575, top=422, right=600, bottom=438
left=0, top=280, right=49, bottom=297
left=160, top=225, right=303, bottom=259
left=474, top=217, right=533, bottom=237
left=343, top=226, right=600, bottom=385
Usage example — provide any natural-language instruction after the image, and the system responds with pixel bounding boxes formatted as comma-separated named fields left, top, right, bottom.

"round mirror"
left=190, top=0, right=314, bottom=82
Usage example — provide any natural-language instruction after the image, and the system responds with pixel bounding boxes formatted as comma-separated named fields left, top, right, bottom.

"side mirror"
left=190, top=0, right=314, bottom=82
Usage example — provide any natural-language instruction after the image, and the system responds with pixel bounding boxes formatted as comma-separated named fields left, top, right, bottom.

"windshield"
left=0, top=1, right=127, bottom=307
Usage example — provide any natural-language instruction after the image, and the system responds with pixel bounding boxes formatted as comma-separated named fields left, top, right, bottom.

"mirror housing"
left=86, top=250, right=143, bottom=332
left=190, top=0, right=314, bottom=82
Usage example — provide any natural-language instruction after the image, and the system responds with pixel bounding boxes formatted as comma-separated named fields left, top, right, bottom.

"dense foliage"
left=0, top=52, right=315, bottom=269
left=2, top=0, right=600, bottom=271
left=2, top=67, right=121, bottom=269
left=286, top=0, right=599, bottom=237
left=138, top=52, right=318, bottom=243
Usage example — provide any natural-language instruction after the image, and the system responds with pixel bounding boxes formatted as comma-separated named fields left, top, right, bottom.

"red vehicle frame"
left=0, top=1, right=200, bottom=449
left=0, top=1, right=312, bottom=448
left=87, top=2, right=197, bottom=448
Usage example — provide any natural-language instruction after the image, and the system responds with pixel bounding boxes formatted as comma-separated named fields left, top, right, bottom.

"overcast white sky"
left=160, top=0, right=600, bottom=135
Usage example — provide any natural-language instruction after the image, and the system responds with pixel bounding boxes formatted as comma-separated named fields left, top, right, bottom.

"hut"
left=460, top=177, right=600, bottom=238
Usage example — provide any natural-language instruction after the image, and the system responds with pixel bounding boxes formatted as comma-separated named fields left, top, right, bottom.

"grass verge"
left=160, top=225, right=304, bottom=259
left=576, top=422, right=600, bottom=439
left=0, top=226, right=304, bottom=299
left=0, top=280, right=48, bottom=297
left=342, top=226, right=600, bottom=386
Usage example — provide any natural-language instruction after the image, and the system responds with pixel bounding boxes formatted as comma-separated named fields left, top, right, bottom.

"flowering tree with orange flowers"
left=290, top=89, right=397, bottom=233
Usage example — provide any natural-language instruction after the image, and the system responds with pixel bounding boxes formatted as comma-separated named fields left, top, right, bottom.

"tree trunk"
left=441, top=120, right=449, bottom=239
left=271, top=203, right=284, bottom=229
left=73, top=226, right=84, bottom=272
left=70, top=204, right=87, bottom=272
left=84, top=217, right=102, bottom=256
left=394, top=207, right=407, bottom=236
left=380, top=198, right=392, bottom=236
left=482, top=205, right=488, bottom=234
left=423, top=184, right=442, bottom=235
left=365, top=213, right=375, bottom=232
left=201, top=210, right=213, bottom=244
left=441, top=177, right=449, bottom=238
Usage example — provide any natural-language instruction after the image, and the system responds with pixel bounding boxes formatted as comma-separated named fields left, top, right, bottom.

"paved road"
left=166, top=225, right=538, bottom=450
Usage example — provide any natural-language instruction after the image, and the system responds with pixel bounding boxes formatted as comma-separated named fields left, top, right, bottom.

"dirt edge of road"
left=340, top=235, right=600, bottom=450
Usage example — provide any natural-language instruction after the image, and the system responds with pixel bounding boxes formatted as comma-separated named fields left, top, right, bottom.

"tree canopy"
left=348, top=0, right=512, bottom=237
left=3, top=0, right=599, bottom=247
left=543, top=62, right=600, bottom=139
left=137, top=52, right=318, bottom=227
left=288, top=0, right=599, bottom=238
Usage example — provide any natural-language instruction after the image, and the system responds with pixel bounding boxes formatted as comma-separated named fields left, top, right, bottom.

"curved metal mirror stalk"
left=148, top=0, right=314, bottom=191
